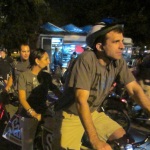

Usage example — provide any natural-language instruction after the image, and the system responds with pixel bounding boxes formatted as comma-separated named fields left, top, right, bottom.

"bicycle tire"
left=105, top=108, right=130, bottom=132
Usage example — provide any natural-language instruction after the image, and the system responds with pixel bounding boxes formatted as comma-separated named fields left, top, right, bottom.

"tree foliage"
left=0, top=0, right=48, bottom=49
left=1, top=0, right=150, bottom=49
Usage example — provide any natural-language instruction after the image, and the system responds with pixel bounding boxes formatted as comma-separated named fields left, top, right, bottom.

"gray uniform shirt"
left=61, top=50, right=135, bottom=115
left=12, top=59, right=30, bottom=90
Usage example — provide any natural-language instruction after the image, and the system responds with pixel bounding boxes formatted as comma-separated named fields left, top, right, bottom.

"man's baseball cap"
left=86, top=22, right=123, bottom=48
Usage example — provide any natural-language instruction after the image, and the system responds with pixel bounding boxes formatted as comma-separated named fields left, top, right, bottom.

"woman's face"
left=37, top=52, right=50, bottom=69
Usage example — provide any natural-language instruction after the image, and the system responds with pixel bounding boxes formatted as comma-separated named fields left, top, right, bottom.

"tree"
left=0, top=0, right=48, bottom=49
left=1, top=0, right=150, bottom=49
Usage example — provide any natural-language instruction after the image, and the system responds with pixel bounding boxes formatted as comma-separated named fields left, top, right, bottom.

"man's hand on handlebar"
left=91, top=139, right=112, bottom=150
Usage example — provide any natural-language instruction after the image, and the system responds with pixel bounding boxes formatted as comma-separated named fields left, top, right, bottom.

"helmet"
left=0, top=47, right=7, bottom=53
left=86, top=22, right=123, bottom=48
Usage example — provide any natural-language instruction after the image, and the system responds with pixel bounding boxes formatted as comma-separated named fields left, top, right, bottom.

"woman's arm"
left=18, top=90, right=41, bottom=121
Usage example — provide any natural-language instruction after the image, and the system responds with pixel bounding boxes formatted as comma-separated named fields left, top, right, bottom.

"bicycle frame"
left=2, top=113, right=54, bottom=149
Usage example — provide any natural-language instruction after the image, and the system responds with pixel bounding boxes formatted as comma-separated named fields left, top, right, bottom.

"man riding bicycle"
left=54, top=22, right=150, bottom=150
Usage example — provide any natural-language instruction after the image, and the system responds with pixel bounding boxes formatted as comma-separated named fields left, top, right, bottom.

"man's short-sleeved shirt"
left=13, top=59, right=30, bottom=80
left=61, top=50, right=135, bottom=115
left=11, top=59, right=30, bottom=90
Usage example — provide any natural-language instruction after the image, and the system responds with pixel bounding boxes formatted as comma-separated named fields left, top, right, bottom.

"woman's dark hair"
left=29, top=48, right=46, bottom=66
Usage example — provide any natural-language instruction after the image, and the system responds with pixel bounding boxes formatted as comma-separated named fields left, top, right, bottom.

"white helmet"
left=86, top=22, right=123, bottom=48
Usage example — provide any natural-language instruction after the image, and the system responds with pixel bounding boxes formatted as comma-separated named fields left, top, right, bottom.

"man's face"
left=102, top=31, right=125, bottom=60
left=0, top=51, right=6, bottom=59
left=20, top=45, right=30, bottom=61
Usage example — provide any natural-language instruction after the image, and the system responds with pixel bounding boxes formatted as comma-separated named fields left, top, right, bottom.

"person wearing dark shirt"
left=53, top=47, right=62, bottom=71
left=0, top=48, right=13, bottom=84
left=18, top=48, right=62, bottom=150
left=137, top=54, right=150, bottom=98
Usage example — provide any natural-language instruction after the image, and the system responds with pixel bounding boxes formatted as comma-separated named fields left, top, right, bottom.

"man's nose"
left=120, top=42, right=125, bottom=49
left=48, top=59, right=50, bottom=64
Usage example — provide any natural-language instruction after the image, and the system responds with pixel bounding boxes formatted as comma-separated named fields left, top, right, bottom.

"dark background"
left=0, top=0, right=150, bottom=50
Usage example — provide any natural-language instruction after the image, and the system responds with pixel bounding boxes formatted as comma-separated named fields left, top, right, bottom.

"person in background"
left=54, top=22, right=150, bottom=150
left=18, top=48, right=62, bottom=150
left=53, top=47, right=62, bottom=71
left=136, top=54, right=150, bottom=98
left=68, top=51, right=77, bottom=67
left=52, top=47, right=63, bottom=86
left=4, top=43, right=30, bottom=117
left=130, top=55, right=144, bottom=77
left=67, top=51, right=77, bottom=71
left=61, top=51, right=77, bottom=84
left=5, top=43, right=30, bottom=92
left=0, top=47, right=13, bottom=84
left=61, top=52, right=77, bottom=87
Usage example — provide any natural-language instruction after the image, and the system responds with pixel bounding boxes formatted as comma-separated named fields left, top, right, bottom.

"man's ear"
left=35, top=58, right=40, bottom=65
left=96, top=43, right=103, bottom=51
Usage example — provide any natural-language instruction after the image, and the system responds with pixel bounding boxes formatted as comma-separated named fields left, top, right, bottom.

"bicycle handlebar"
left=132, top=134, right=150, bottom=148
left=109, top=133, right=150, bottom=150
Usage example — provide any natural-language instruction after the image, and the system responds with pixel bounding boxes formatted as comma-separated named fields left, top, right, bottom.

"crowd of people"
left=0, top=22, right=150, bottom=150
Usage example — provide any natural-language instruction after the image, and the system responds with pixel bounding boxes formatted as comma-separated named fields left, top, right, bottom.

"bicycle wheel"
left=105, top=108, right=130, bottom=132
left=34, top=126, right=43, bottom=150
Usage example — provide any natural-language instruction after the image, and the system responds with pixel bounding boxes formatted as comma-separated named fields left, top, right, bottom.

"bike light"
left=125, top=144, right=133, bottom=150
left=0, top=109, right=4, bottom=119
left=121, top=99, right=127, bottom=103
left=0, top=103, right=5, bottom=119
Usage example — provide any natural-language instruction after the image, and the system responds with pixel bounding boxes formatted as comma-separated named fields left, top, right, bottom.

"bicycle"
left=81, top=133, right=150, bottom=150
left=2, top=91, right=150, bottom=150
left=100, top=92, right=130, bottom=132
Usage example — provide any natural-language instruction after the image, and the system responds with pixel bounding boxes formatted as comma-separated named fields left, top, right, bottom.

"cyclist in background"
left=4, top=43, right=30, bottom=117
left=5, top=43, right=30, bottom=92
left=136, top=54, right=150, bottom=98
left=0, top=47, right=13, bottom=85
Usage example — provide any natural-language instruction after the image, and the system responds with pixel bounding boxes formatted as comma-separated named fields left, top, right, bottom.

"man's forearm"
left=77, top=101, right=99, bottom=144
left=75, top=89, right=105, bottom=148
left=132, top=92, right=150, bottom=113
left=126, top=81, right=150, bottom=113
left=130, top=85, right=150, bottom=114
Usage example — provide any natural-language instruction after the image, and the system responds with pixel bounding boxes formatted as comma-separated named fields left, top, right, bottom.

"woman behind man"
left=18, top=48, right=62, bottom=150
